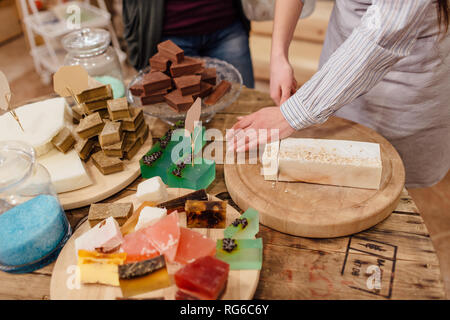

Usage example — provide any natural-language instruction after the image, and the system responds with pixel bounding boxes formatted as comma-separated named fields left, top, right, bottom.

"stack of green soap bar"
left=224, top=208, right=259, bottom=239
left=215, top=238, right=263, bottom=270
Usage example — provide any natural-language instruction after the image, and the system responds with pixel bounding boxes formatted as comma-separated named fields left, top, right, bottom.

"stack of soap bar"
left=224, top=208, right=259, bottom=239
left=38, top=149, right=92, bottom=193
left=157, top=40, right=184, bottom=63
left=135, top=207, right=167, bottom=231
left=88, top=203, right=133, bottom=227
left=76, top=112, right=105, bottom=139
left=51, top=127, right=75, bottom=153
left=216, top=238, right=263, bottom=270
left=76, top=84, right=113, bottom=103
left=75, top=217, right=124, bottom=254
left=0, top=195, right=67, bottom=268
left=175, top=227, right=216, bottom=265
left=185, top=200, right=227, bottom=228
left=121, top=228, right=160, bottom=263
left=136, top=176, right=168, bottom=202
left=119, top=255, right=171, bottom=297
left=174, top=256, right=229, bottom=300
left=173, top=75, right=201, bottom=96
left=99, top=120, right=122, bottom=147
left=170, top=56, right=203, bottom=77
left=157, top=189, right=208, bottom=213
left=264, top=138, right=383, bottom=189
left=145, top=211, right=180, bottom=262
left=143, top=71, right=172, bottom=95
left=149, top=52, right=170, bottom=72
left=167, top=156, right=216, bottom=190
left=121, top=107, right=144, bottom=131
left=107, top=97, right=131, bottom=121
left=102, top=139, right=125, bottom=158
left=77, top=249, right=126, bottom=286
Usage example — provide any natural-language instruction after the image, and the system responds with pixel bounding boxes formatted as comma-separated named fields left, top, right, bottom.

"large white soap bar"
left=38, top=148, right=92, bottom=193
left=268, top=138, right=382, bottom=190
left=75, top=217, right=123, bottom=254
left=136, top=176, right=168, bottom=203
left=0, top=98, right=70, bottom=157
left=135, top=206, right=167, bottom=231
left=261, top=141, right=280, bottom=180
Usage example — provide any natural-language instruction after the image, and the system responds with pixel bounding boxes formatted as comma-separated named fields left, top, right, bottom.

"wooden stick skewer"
left=5, top=93, right=24, bottom=132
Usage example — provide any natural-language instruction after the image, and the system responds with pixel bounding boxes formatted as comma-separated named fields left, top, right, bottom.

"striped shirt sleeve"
left=280, top=0, right=430, bottom=130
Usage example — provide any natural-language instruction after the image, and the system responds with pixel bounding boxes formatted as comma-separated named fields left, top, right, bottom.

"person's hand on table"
left=227, top=107, right=296, bottom=152
left=270, top=57, right=297, bottom=106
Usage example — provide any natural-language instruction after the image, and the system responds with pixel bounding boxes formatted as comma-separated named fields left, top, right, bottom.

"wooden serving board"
left=58, top=117, right=153, bottom=210
left=224, top=116, right=405, bottom=238
left=50, top=188, right=260, bottom=300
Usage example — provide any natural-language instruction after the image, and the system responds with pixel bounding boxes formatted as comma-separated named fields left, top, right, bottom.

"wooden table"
left=0, top=88, right=446, bottom=300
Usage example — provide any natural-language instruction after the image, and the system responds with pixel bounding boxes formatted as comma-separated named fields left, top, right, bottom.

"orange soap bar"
left=175, top=227, right=216, bottom=265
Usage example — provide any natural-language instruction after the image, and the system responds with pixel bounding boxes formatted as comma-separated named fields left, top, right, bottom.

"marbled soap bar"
left=224, top=208, right=259, bottom=239
left=77, top=250, right=126, bottom=286
left=0, top=195, right=67, bottom=267
left=185, top=200, right=227, bottom=228
left=88, top=203, right=133, bottom=227
left=216, top=238, right=263, bottom=270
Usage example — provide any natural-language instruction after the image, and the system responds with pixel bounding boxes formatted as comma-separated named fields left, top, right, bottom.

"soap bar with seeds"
left=204, top=80, right=232, bottom=106
left=88, top=202, right=134, bottom=227
left=92, top=150, right=124, bottom=175
left=76, top=112, right=105, bottom=139
left=107, top=97, right=131, bottom=120
left=99, top=120, right=122, bottom=147
left=77, top=85, right=113, bottom=104
left=122, top=107, right=144, bottom=132
left=185, top=200, right=227, bottom=228
left=51, top=127, right=75, bottom=153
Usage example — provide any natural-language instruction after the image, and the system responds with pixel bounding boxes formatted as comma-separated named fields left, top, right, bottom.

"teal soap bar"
left=215, top=238, right=263, bottom=270
left=167, top=156, right=216, bottom=190
left=224, top=208, right=259, bottom=239
left=0, top=195, right=67, bottom=267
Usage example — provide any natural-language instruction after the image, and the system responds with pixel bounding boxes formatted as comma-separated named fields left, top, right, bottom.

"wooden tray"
left=50, top=188, right=261, bottom=300
left=224, top=117, right=405, bottom=238
left=58, top=117, right=153, bottom=210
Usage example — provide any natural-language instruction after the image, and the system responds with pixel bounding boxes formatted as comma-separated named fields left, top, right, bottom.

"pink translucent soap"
left=175, top=227, right=216, bottom=265
left=145, top=211, right=180, bottom=262
left=121, top=228, right=160, bottom=263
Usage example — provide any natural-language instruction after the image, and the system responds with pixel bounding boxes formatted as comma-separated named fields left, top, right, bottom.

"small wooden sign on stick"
left=0, top=71, right=24, bottom=131
left=53, top=65, right=89, bottom=115
left=184, top=97, right=202, bottom=166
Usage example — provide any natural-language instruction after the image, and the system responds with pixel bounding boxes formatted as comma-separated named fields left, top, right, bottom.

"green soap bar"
left=95, top=75, right=125, bottom=99
left=215, top=238, right=263, bottom=270
left=167, top=156, right=215, bottom=190
left=224, top=208, right=259, bottom=239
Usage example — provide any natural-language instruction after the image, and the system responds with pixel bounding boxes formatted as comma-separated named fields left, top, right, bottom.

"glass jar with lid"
left=0, top=141, right=71, bottom=273
left=62, top=27, right=125, bottom=99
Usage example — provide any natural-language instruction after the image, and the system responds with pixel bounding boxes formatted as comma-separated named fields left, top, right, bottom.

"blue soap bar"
left=0, top=195, right=67, bottom=266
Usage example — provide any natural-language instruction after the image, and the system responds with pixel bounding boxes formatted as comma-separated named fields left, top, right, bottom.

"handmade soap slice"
left=135, top=207, right=167, bottom=231
left=123, top=136, right=142, bottom=160
left=277, top=138, right=383, bottom=189
left=103, top=138, right=125, bottom=158
left=107, top=97, right=131, bottom=120
left=204, top=80, right=232, bottom=106
left=170, top=57, right=203, bottom=77
left=167, top=156, right=216, bottom=190
left=175, top=227, right=216, bottom=265
left=141, top=88, right=168, bottom=105
left=157, top=40, right=184, bottom=63
left=157, top=189, right=208, bottom=213
left=122, top=107, right=144, bottom=131
left=74, top=137, right=95, bottom=161
left=193, top=82, right=213, bottom=99
left=119, top=255, right=171, bottom=297
left=174, top=256, right=229, bottom=300
left=92, top=151, right=124, bottom=175
left=200, top=68, right=217, bottom=85
left=38, top=148, right=92, bottom=193
left=261, top=141, right=280, bottom=180
left=185, top=200, right=227, bottom=228
left=164, top=89, right=194, bottom=112
left=145, top=211, right=180, bottom=262
left=75, top=217, right=124, bottom=254
left=88, top=203, right=133, bottom=227
left=129, top=84, right=144, bottom=96
left=173, top=75, right=201, bottom=96
left=149, top=52, right=170, bottom=72
left=120, top=228, right=160, bottom=263
left=224, top=208, right=259, bottom=239
left=77, top=249, right=126, bottom=286
left=99, top=120, right=122, bottom=147
left=216, top=238, right=263, bottom=270
left=51, top=127, right=75, bottom=153
left=143, top=71, right=172, bottom=95
left=76, top=112, right=105, bottom=139
left=72, top=104, right=85, bottom=123
left=83, top=99, right=108, bottom=113
left=136, top=176, right=168, bottom=203
left=76, top=84, right=113, bottom=103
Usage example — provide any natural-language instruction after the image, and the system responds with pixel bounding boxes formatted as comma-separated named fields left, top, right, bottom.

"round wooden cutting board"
left=58, top=117, right=153, bottom=210
left=50, top=188, right=260, bottom=300
left=224, top=116, right=405, bottom=238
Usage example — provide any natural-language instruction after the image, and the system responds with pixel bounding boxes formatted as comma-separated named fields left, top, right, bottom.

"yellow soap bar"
left=77, top=250, right=127, bottom=286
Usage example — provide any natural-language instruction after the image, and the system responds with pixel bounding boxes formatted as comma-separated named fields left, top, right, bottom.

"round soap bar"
left=95, top=75, right=125, bottom=99
left=0, top=194, right=67, bottom=267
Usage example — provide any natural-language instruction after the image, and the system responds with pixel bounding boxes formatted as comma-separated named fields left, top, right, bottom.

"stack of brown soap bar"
left=129, top=39, right=233, bottom=113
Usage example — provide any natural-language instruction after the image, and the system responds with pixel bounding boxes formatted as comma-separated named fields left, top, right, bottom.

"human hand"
left=270, top=57, right=297, bottom=106
left=226, top=107, right=296, bottom=152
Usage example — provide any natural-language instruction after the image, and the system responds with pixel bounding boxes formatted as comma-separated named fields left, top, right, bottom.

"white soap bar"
left=136, top=176, right=168, bottom=203
left=275, top=138, right=382, bottom=189
left=135, top=206, right=167, bottom=231
left=261, top=141, right=280, bottom=180
left=75, top=217, right=123, bottom=254
left=0, top=97, right=70, bottom=157
left=38, top=148, right=92, bottom=193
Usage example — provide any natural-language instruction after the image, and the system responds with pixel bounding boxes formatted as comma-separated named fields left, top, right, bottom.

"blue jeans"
left=161, top=20, right=255, bottom=88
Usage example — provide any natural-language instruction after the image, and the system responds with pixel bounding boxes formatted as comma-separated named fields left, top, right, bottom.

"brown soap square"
left=77, top=85, right=113, bottom=104
left=103, top=138, right=125, bottom=158
left=88, top=202, right=134, bottom=227
left=170, top=57, right=203, bottom=77
left=121, top=107, right=144, bottom=132
left=76, top=112, right=105, bottom=139
left=193, top=81, right=214, bottom=99
left=157, top=40, right=184, bottom=63
left=141, top=88, right=169, bottom=105
left=126, top=120, right=146, bottom=141
left=123, top=136, right=143, bottom=160
left=92, top=150, right=124, bottom=175
left=173, top=75, right=201, bottom=96
left=129, top=84, right=144, bottom=96
left=51, top=127, right=76, bottom=153
left=74, top=137, right=95, bottom=161
left=204, top=80, right=232, bottom=106
left=164, top=89, right=194, bottom=112
left=107, top=97, right=131, bottom=120
left=200, top=68, right=217, bottom=85
left=83, top=99, right=108, bottom=113
left=142, top=71, right=172, bottom=95
left=72, top=104, right=84, bottom=123
left=149, top=52, right=171, bottom=72
left=99, top=120, right=122, bottom=147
